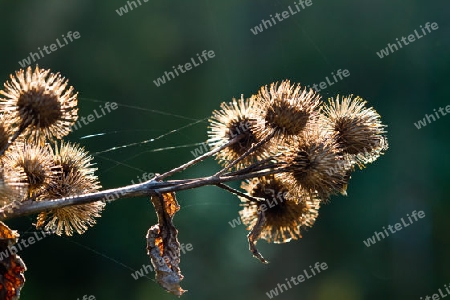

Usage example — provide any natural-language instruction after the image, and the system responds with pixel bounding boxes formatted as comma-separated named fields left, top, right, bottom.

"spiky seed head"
left=238, top=176, right=320, bottom=243
left=323, top=95, right=388, bottom=167
left=207, top=95, right=267, bottom=169
left=36, top=142, right=103, bottom=236
left=0, top=66, right=78, bottom=142
left=253, top=80, right=322, bottom=142
left=278, top=130, right=350, bottom=201
left=52, top=141, right=100, bottom=187
left=35, top=172, right=104, bottom=236
left=2, top=143, right=57, bottom=197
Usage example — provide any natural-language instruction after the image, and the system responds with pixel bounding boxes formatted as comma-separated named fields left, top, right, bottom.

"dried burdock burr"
left=323, top=95, right=388, bottom=167
left=239, top=175, right=320, bottom=243
left=0, top=67, right=389, bottom=298
left=207, top=95, right=267, bottom=169
left=253, top=80, right=322, bottom=143
left=0, top=66, right=78, bottom=145
left=36, top=142, right=104, bottom=236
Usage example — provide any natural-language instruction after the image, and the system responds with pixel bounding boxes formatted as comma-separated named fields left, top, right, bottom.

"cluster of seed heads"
left=207, top=80, right=388, bottom=245
left=0, top=66, right=103, bottom=236
left=0, top=66, right=388, bottom=250
left=0, top=65, right=388, bottom=297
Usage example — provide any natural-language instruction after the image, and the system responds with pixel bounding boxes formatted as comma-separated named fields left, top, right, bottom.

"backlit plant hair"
left=253, top=80, right=322, bottom=142
left=0, top=68, right=388, bottom=298
left=0, top=66, right=78, bottom=146
left=207, top=95, right=268, bottom=169
left=323, top=95, right=388, bottom=167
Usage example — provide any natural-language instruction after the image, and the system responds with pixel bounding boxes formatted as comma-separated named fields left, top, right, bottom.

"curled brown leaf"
left=146, top=192, right=186, bottom=296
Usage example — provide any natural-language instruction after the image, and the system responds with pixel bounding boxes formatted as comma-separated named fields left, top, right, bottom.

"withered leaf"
left=248, top=211, right=269, bottom=264
left=147, top=192, right=186, bottom=296
left=0, top=221, right=26, bottom=300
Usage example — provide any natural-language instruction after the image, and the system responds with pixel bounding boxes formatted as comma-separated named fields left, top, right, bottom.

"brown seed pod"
left=238, top=176, right=320, bottom=243
left=52, top=141, right=100, bottom=186
left=35, top=171, right=104, bottom=236
left=207, top=95, right=268, bottom=169
left=2, top=142, right=57, bottom=198
left=36, top=142, right=103, bottom=236
left=278, top=130, right=350, bottom=201
left=323, top=95, right=388, bottom=167
left=252, top=80, right=322, bottom=143
left=0, top=66, right=78, bottom=142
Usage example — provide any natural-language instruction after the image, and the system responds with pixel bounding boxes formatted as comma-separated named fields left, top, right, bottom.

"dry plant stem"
left=155, top=168, right=284, bottom=193
left=155, top=135, right=243, bottom=181
left=214, top=132, right=275, bottom=177
left=248, top=211, right=268, bottom=264
left=0, top=133, right=291, bottom=221
left=0, top=166, right=288, bottom=221
left=226, top=159, right=284, bottom=177
left=215, top=183, right=262, bottom=202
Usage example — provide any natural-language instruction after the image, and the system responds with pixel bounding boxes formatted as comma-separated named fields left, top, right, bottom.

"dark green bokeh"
left=0, top=1, right=448, bottom=299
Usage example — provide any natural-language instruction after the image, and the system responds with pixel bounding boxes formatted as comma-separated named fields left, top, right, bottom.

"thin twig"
left=214, top=132, right=275, bottom=177
left=0, top=131, right=292, bottom=222
left=247, top=211, right=268, bottom=264
left=155, top=168, right=284, bottom=193
left=225, top=159, right=283, bottom=177
left=155, top=135, right=243, bottom=181
left=215, top=183, right=263, bottom=203
left=0, top=165, right=286, bottom=221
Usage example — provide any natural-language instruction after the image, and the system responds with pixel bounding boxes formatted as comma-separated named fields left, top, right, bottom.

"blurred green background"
left=0, top=1, right=448, bottom=299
